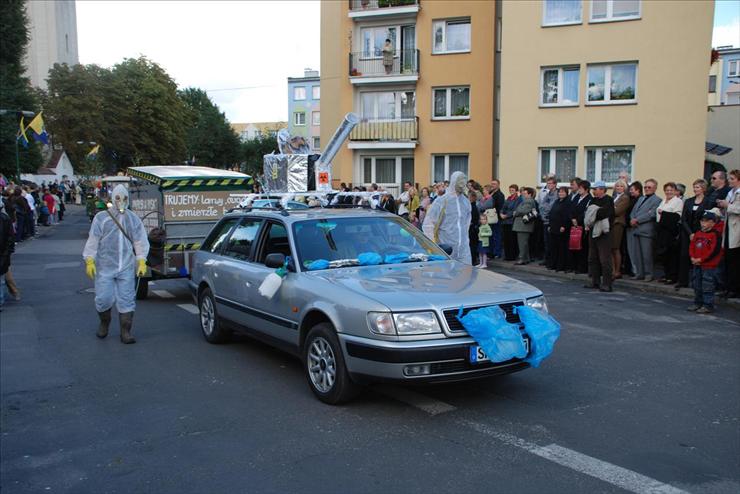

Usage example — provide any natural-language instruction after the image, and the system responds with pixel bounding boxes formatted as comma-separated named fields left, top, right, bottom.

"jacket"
left=629, top=193, right=662, bottom=238
left=501, top=194, right=521, bottom=225
left=725, top=187, right=740, bottom=249
left=570, top=193, right=592, bottom=227
left=689, top=229, right=723, bottom=269
left=512, top=197, right=536, bottom=233
left=548, top=198, right=571, bottom=236
left=612, top=193, right=630, bottom=226
left=681, top=196, right=708, bottom=237
left=537, top=188, right=558, bottom=224
left=585, top=195, right=614, bottom=238
left=0, top=210, right=14, bottom=275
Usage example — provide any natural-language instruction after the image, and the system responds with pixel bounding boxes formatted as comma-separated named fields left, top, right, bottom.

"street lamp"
left=0, top=109, right=36, bottom=182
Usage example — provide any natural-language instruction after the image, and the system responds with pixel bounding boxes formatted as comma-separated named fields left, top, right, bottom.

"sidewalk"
left=488, top=258, right=740, bottom=311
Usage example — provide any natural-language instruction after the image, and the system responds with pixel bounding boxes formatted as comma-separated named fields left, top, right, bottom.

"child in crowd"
left=688, top=210, right=723, bottom=314
left=477, top=215, right=492, bottom=268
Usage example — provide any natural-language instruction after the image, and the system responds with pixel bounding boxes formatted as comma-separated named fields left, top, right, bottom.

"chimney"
left=304, top=68, right=319, bottom=78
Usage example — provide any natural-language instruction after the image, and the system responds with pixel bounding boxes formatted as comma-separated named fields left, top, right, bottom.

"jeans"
left=490, top=223, right=503, bottom=257
left=692, top=266, right=716, bottom=308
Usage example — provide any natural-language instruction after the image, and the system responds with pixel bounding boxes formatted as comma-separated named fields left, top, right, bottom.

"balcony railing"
left=350, top=118, right=418, bottom=141
left=349, top=49, right=419, bottom=78
left=349, top=0, right=419, bottom=12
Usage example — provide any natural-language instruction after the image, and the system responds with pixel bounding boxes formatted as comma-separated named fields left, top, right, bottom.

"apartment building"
left=23, top=0, right=78, bottom=89
left=321, top=0, right=495, bottom=196
left=709, top=46, right=740, bottom=105
left=288, top=69, right=321, bottom=152
left=231, top=122, right=287, bottom=142
left=498, top=0, right=714, bottom=189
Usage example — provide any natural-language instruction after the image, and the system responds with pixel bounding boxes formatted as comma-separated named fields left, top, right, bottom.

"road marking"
left=44, top=262, right=81, bottom=269
left=177, top=304, right=199, bottom=315
left=375, top=385, right=456, bottom=416
left=152, top=289, right=175, bottom=299
left=459, top=419, right=688, bottom=494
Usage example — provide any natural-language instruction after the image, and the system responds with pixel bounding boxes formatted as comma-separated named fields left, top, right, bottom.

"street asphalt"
left=1, top=206, right=738, bottom=494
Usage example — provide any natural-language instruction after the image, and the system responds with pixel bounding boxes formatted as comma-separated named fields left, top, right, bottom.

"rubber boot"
left=97, top=309, right=112, bottom=339
left=119, top=312, right=136, bottom=344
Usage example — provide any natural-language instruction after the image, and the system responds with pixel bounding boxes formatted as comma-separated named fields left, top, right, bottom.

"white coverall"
left=82, top=185, right=149, bottom=313
left=422, top=171, right=472, bottom=264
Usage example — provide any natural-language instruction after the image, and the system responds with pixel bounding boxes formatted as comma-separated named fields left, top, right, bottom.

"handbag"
left=569, top=226, right=583, bottom=251
left=484, top=208, right=499, bottom=225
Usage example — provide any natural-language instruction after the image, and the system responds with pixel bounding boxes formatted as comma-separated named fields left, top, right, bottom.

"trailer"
left=126, top=165, right=254, bottom=299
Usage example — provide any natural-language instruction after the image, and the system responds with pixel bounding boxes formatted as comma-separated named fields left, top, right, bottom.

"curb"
left=488, top=259, right=740, bottom=310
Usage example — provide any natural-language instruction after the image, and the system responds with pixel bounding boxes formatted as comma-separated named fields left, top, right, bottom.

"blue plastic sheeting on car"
left=306, top=259, right=330, bottom=271
left=384, top=253, right=410, bottom=264
left=428, top=255, right=447, bottom=261
left=358, top=252, right=383, bottom=265
left=456, top=306, right=527, bottom=363
left=515, top=305, right=561, bottom=368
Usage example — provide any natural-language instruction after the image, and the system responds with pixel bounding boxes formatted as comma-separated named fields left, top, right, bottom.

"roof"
left=706, top=141, right=733, bottom=156
left=48, top=150, right=65, bottom=169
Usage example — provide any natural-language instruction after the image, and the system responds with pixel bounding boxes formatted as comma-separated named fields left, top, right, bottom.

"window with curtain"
left=586, top=147, right=633, bottom=183
left=362, top=26, right=398, bottom=57
left=363, top=158, right=372, bottom=184
left=401, top=91, right=415, bottom=119
left=375, top=158, right=396, bottom=183
left=588, top=63, right=637, bottom=103
left=449, top=155, right=468, bottom=174
left=312, top=86, right=320, bottom=100
left=293, top=87, right=306, bottom=100
left=361, top=92, right=396, bottom=120
left=432, top=18, right=471, bottom=53
left=433, top=87, right=470, bottom=119
left=543, top=0, right=582, bottom=25
left=591, top=0, right=641, bottom=22
left=433, top=155, right=468, bottom=182
left=539, top=148, right=577, bottom=182
left=541, top=66, right=579, bottom=106
left=401, top=158, right=414, bottom=185
left=312, top=112, right=320, bottom=125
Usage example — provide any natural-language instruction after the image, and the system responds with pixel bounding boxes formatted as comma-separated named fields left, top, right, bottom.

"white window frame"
left=312, top=111, right=320, bottom=125
left=312, top=86, right=320, bottom=100
left=542, top=0, right=583, bottom=27
left=313, top=136, right=320, bottom=150
left=540, top=66, right=580, bottom=107
left=361, top=156, right=408, bottom=185
left=360, top=25, right=402, bottom=58
left=590, top=0, right=641, bottom=23
left=432, top=18, right=471, bottom=54
left=538, top=148, right=578, bottom=185
left=293, top=86, right=306, bottom=101
left=585, top=146, right=635, bottom=184
left=729, top=60, right=740, bottom=77
left=293, top=112, right=306, bottom=126
left=360, top=90, right=416, bottom=121
left=586, top=62, right=638, bottom=105
left=432, top=86, right=470, bottom=120
left=431, top=154, right=469, bottom=183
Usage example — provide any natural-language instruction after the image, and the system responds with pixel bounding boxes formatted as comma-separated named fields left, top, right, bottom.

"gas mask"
left=450, top=171, right=467, bottom=196
left=111, top=184, right=129, bottom=213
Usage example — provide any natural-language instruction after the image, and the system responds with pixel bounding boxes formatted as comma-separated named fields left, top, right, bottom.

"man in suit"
left=628, top=178, right=662, bottom=281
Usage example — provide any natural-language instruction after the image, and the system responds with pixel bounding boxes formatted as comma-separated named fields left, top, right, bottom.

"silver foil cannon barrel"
left=315, top=112, right=359, bottom=191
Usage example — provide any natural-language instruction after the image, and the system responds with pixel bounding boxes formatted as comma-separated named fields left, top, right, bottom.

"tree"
left=241, top=134, right=279, bottom=178
left=179, top=87, right=241, bottom=169
left=0, top=0, right=43, bottom=178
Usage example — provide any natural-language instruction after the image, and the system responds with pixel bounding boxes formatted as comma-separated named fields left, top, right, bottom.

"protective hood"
left=450, top=171, right=467, bottom=196
left=111, top=184, right=129, bottom=213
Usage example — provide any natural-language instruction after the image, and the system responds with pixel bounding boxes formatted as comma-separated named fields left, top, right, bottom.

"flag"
left=17, top=116, right=29, bottom=148
left=26, top=112, right=49, bottom=145
left=87, top=144, right=100, bottom=158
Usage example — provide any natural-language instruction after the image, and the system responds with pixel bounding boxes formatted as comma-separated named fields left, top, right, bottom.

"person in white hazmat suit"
left=422, top=171, right=472, bottom=264
left=82, top=185, right=149, bottom=343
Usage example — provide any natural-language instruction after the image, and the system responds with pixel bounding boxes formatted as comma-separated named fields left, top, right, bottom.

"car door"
left=197, top=216, right=240, bottom=299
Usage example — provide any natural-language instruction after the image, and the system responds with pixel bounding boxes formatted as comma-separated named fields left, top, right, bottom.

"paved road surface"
left=1, top=206, right=738, bottom=494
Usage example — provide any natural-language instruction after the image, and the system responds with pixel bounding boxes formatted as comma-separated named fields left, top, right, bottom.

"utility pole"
left=1, top=109, right=36, bottom=182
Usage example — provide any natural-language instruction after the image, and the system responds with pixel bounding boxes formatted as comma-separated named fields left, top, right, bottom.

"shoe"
left=630, top=275, right=644, bottom=281
left=613, top=273, right=622, bottom=280
left=583, top=283, right=599, bottom=289
left=644, top=276, right=654, bottom=282
left=696, top=306, right=714, bottom=314
left=119, top=312, right=136, bottom=344
left=514, top=261, right=526, bottom=265
left=96, top=309, right=111, bottom=338
left=686, top=304, right=701, bottom=311
left=599, top=286, right=613, bottom=292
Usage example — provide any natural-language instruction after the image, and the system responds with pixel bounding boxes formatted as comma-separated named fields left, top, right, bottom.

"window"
left=539, top=148, right=577, bottom=183
left=362, top=26, right=398, bottom=57
left=433, top=87, right=470, bottom=119
left=432, top=155, right=468, bottom=183
left=587, top=63, right=637, bottom=104
left=223, top=219, right=263, bottom=261
left=312, top=86, right=320, bottom=100
left=543, top=0, right=582, bottom=26
left=361, top=156, right=413, bottom=185
left=313, top=137, right=320, bottom=149
left=729, top=60, right=740, bottom=77
left=293, top=86, right=306, bottom=101
left=294, top=112, right=306, bottom=126
left=202, top=218, right=239, bottom=253
left=586, top=147, right=633, bottom=183
left=541, top=66, right=580, bottom=106
left=361, top=91, right=415, bottom=120
left=258, top=223, right=291, bottom=263
left=709, top=75, right=717, bottom=93
left=433, top=18, right=471, bottom=54
left=590, top=0, right=641, bottom=22
left=312, top=111, right=320, bottom=125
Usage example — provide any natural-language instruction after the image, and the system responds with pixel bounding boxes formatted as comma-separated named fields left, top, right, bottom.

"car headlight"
left=526, top=295, right=548, bottom=313
left=367, top=312, right=396, bottom=335
left=393, top=312, right=442, bottom=335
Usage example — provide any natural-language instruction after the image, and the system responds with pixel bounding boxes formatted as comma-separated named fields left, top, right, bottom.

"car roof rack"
left=231, top=191, right=393, bottom=212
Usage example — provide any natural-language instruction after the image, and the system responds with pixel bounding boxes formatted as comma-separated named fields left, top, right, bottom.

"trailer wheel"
left=135, top=278, right=149, bottom=300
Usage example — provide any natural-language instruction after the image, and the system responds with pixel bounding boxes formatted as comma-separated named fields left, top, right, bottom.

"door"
left=401, top=25, right=416, bottom=72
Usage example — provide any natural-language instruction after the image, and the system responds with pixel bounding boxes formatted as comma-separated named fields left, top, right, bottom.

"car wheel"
left=199, top=288, right=229, bottom=344
left=304, top=323, right=359, bottom=404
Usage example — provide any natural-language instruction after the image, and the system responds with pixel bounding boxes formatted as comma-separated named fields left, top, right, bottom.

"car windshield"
left=252, top=199, right=309, bottom=210
left=292, top=216, right=448, bottom=270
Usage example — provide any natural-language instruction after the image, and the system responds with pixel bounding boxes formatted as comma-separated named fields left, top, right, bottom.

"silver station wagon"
left=190, top=208, right=548, bottom=404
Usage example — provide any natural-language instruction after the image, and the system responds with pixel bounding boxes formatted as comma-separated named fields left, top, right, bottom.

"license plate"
left=469, top=338, right=529, bottom=364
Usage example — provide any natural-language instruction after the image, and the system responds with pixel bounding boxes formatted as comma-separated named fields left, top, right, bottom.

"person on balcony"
left=382, top=39, right=394, bottom=75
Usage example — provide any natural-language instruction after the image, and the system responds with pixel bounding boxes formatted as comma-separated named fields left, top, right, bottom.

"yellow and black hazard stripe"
left=164, top=242, right=202, bottom=252
left=160, top=177, right=254, bottom=188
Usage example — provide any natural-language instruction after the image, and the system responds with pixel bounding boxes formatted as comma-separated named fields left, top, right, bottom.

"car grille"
left=443, top=301, right=523, bottom=333
left=429, top=358, right=526, bottom=375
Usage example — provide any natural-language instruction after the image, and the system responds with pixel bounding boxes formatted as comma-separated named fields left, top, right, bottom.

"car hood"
left=306, top=261, right=542, bottom=311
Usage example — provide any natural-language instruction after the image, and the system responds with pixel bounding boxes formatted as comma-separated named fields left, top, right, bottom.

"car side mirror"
left=439, top=244, right=453, bottom=255
left=265, top=253, right=286, bottom=269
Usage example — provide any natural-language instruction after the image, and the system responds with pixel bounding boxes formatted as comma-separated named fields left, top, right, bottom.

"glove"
left=136, top=258, right=147, bottom=278
left=85, top=257, right=96, bottom=279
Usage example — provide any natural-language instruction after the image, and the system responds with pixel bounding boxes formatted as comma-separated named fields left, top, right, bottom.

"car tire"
left=304, top=323, right=359, bottom=405
left=198, top=288, right=229, bottom=344
left=135, top=277, right=149, bottom=300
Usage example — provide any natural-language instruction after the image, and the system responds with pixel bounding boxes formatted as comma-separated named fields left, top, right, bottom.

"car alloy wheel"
left=308, top=336, right=336, bottom=393
left=200, top=295, right=215, bottom=336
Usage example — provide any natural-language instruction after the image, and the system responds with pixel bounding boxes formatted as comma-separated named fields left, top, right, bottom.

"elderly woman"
left=382, top=38, right=394, bottom=74
left=677, top=179, right=708, bottom=289
left=512, top=187, right=536, bottom=265
left=718, top=169, right=739, bottom=298
left=611, top=179, right=630, bottom=279
left=656, top=182, right=684, bottom=284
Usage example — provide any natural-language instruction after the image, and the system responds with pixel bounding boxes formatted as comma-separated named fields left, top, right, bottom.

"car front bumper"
left=339, top=334, right=530, bottom=384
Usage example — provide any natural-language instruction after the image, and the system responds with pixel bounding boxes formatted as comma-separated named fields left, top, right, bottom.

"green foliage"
left=241, top=134, right=279, bottom=178
left=179, top=87, right=241, bottom=168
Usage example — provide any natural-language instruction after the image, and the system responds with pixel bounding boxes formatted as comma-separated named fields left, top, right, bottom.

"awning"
left=705, top=141, right=732, bottom=156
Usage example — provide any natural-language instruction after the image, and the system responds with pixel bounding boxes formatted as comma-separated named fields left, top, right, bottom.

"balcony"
left=348, top=0, right=420, bottom=19
left=348, top=118, right=418, bottom=149
left=349, top=49, right=419, bottom=85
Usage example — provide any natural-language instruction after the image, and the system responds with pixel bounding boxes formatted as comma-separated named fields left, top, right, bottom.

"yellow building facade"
left=321, top=0, right=495, bottom=196
left=498, top=0, right=714, bottom=189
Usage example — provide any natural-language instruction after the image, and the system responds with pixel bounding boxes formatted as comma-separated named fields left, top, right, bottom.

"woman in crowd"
left=569, top=180, right=592, bottom=274
left=500, top=184, right=520, bottom=261
left=468, top=190, right=481, bottom=266
left=611, top=179, right=631, bottom=279
left=719, top=169, right=739, bottom=298
left=656, top=182, right=683, bottom=284
left=625, top=181, right=643, bottom=277
left=407, top=187, right=420, bottom=227
left=512, top=187, right=536, bottom=265
left=547, top=186, right=571, bottom=272
left=417, top=187, right=431, bottom=226
left=677, top=179, right=708, bottom=289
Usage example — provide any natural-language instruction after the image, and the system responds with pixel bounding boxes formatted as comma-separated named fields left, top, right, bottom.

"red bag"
left=569, top=226, right=583, bottom=251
